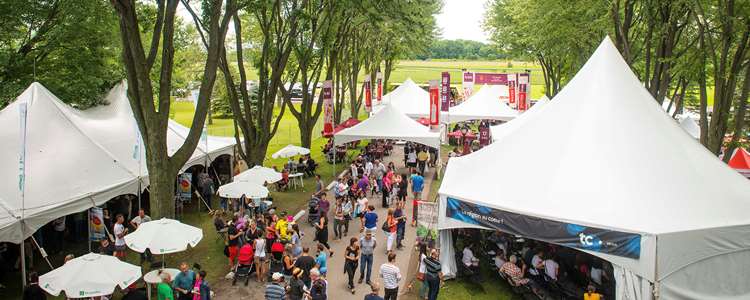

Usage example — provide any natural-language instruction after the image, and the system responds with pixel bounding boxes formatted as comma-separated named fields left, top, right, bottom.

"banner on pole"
left=191, top=90, right=208, bottom=143
left=89, top=207, right=106, bottom=241
left=440, top=72, right=451, bottom=112
left=416, top=201, right=438, bottom=243
left=376, top=72, right=383, bottom=104
left=508, top=74, right=516, bottom=109
left=429, top=80, right=440, bottom=126
left=322, top=80, right=334, bottom=136
left=518, top=73, right=530, bottom=111
left=462, top=71, right=474, bottom=100
left=479, top=124, right=490, bottom=146
left=446, top=197, right=642, bottom=259
left=178, top=173, right=192, bottom=201
left=364, top=76, right=372, bottom=112
left=474, top=73, right=509, bottom=85
left=19, top=103, right=27, bottom=192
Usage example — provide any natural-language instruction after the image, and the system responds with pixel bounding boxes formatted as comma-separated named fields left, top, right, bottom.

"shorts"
left=114, top=245, right=127, bottom=252
left=254, top=256, right=266, bottom=263
left=407, top=162, right=417, bottom=168
left=413, top=191, right=422, bottom=200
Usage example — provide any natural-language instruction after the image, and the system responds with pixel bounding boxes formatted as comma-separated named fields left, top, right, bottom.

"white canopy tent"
left=489, top=95, right=549, bottom=143
left=0, top=82, right=236, bottom=243
left=447, top=85, right=517, bottom=123
left=334, top=104, right=440, bottom=149
left=372, top=78, right=430, bottom=118
left=677, top=114, right=700, bottom=139
left=438, top=37, right=750, bottom=300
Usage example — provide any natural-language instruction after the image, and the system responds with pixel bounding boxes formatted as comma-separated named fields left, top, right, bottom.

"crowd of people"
left=454, top=229, right=612, bottom=299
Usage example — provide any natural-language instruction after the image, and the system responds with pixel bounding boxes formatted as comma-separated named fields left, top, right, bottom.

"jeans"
left=376, top=179, right=383, bottom=193
left=426, top=277, right=440, bottom=300
left=384, top=287, right=399, bottom=300
left=345, top=261, right=358, bottom=289
left=220, top=198, right=228, bottom=211
left=334, top=219, right=344, bottom=239
left=417, top=161, right=426, bottom=175
left=396, top=225, right=405, bottom=247
left=419, top=280, right=429, bottom=299
left=359, top=253, right=374, bottom=283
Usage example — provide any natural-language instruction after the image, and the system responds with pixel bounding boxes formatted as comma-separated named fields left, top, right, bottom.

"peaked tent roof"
left=373, top=78, right=430, bottom=118
left=729, top=148, right=750, bottom=175
left=334, top=104, right=440, bottom=148
left=677, top=114, right=700, bottom=139
left=448, top=85, right=517, bottom=123
left=0, top=82, right=237, bottom=243
left=439, top=38, right=750, bottom=297
left=0, top=83, right=140, bottom=243
left=489, top=95, right=549, bottom=143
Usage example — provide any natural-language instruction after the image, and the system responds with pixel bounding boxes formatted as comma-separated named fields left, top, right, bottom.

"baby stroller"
left=307, top=197, right=320, bottom=225
left=267, top=241, right=285, bottom=281
left=233, top=243, right=255, bottom=286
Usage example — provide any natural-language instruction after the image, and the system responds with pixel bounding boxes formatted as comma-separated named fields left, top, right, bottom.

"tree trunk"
left=723, top=63, right=750, bottom=163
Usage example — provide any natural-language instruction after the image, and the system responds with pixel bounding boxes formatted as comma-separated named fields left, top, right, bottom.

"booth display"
left=438, top=37, right=750, bottom=300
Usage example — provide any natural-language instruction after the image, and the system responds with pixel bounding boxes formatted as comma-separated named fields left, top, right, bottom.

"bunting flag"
left=364, top=76, right=372, bottom=112
left=441, top=72, right=451, bottom=112
left=322, top=80, right=334, bottom=136
left=376, top=72, right=383, bottom=104
left=462, top=71, right=474, bottom=99
left=429, top=80, right=440, bottom=126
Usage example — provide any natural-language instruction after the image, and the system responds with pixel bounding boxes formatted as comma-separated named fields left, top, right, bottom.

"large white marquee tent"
left=447, top=84, right=517, bottom=123
left=438, top=38, right=750, bottom=300
left=372, top=78, right=430, bottom=118
left=0, top=82, right=235, bottom=243
left=334, top=104, right=440, bottom=149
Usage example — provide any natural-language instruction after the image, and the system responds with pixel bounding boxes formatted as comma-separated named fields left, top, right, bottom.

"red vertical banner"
left=376, top=72, right=383, bottom=104
left=429, top=80, right=440, bottom=126
left=518, top=73, right=529, bottom=111
left=322, top=80, right=334, bottom=136
left=364, top=76, right=372, bottom=112
left=441, top=72, right=450, bottom=112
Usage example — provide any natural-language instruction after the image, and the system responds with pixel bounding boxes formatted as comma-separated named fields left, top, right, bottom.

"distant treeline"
left=415, top=39, right=505, bottom=60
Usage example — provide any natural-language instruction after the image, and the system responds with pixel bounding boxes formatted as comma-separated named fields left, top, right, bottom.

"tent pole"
left=332, top=137, right=335, bottom=179
left=88, top=209, right=92, bottom=252
left=20, top=235, right=26, bottom=288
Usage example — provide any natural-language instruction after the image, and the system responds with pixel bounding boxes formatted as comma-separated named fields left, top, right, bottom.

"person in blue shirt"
left=172, top=262, right=195, bottom=300
left=315, top=243, right=328, bottom=276
left=410, top=170, right=424, bottom=227
left=361, top=205, right=378, bottom=232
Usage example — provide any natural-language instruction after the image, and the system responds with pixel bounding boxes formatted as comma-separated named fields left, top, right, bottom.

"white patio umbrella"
left=271, top=144, right=311, bottom=159
left=39, top=253, right=141, bottom=298
left=234, top=165, right=282, bottom=184
left=217, top=181, right=269, bottom=198
left=124, top=218, right=203, bottom=255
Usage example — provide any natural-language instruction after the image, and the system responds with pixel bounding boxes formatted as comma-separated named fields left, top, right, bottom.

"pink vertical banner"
left=441, top=72, right=450, bottom=112
left=322, top=80, right=334, bottom=136
left=479, top=124, right=490, bottom=146
left=462, top=71, right=474, bottom=100
left=518, top=73, right=529, bottom=111
left=429, top=80, right=440, bottom=126
left=364, top=76, right=372, bottom=112
left=508, top=77, right=516, bottom=109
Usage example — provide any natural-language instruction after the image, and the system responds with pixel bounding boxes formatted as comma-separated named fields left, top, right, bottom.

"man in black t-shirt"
left=293, top=247, right=316, bottom=288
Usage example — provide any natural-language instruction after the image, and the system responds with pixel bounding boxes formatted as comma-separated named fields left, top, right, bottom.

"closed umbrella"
left=272, top=144, right=311, bottom=159
left=217, top=181, right=269, bottom=199
left=124, top=218, right=203, bottom=255
left=39, top=253, right=141, bottom=298
left=234, top=165, right=282, bottom=184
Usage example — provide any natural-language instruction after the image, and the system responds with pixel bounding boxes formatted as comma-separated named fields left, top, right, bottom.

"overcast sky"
left=178, top=0, right=492, bottom=43
left=436, top=0, right=491, bottom=43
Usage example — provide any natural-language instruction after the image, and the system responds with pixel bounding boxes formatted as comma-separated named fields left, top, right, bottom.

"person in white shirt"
left=364, top=160, right=374, bottom=177
left=590, top=262, right=604, bottom=285
left=544, top=256, right=560, bottom=281
left=129, top=209, right=152, bottom=263
left=379, top=252, right=401, bottom=300
left=529, top=249, right=545, bottom=277
left=113, top=214, right=128, bottom=259
left=462, top=244, right=480, bottom=274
